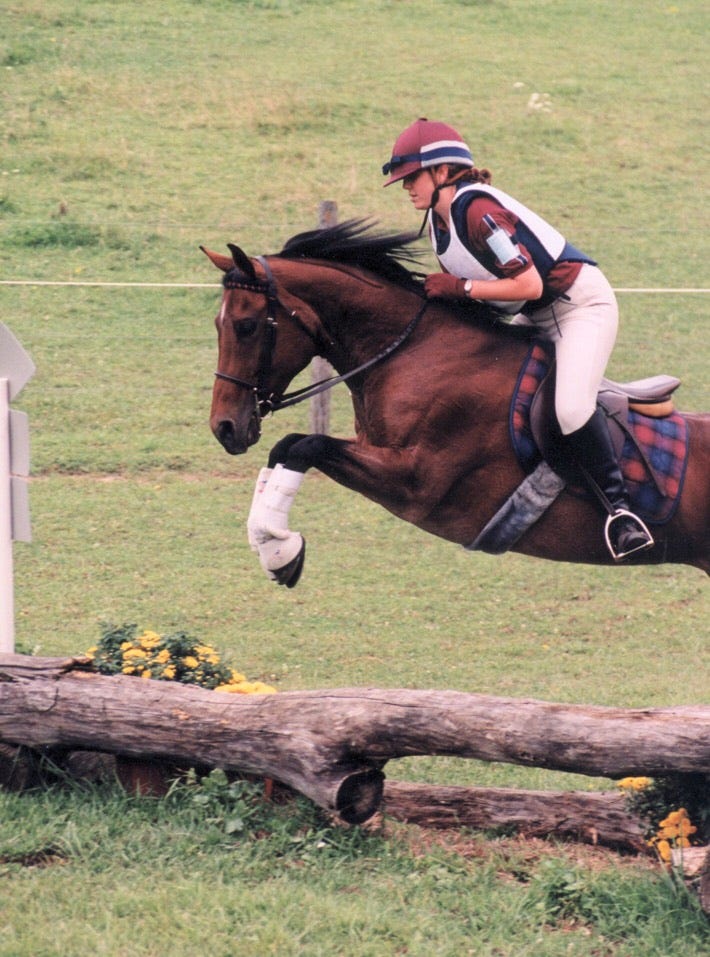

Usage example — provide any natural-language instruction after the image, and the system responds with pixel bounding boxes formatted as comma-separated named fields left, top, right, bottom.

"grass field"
left=1, top=1, right=708, bottom=954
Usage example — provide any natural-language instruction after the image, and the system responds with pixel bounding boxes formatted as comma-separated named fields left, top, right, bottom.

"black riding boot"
left=562, top=410, right=654, bottom=560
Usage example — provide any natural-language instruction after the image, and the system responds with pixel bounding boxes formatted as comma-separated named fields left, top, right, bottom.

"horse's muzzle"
left=212, top=416, right=260, bottom=455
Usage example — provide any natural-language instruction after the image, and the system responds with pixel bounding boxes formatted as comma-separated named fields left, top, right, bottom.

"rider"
left=382, top=117, right=653, bottom=560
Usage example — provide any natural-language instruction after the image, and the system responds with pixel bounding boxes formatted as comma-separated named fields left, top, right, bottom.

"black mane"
left=221, top=217, right=532, bottom=337
left=278, top=218, right=426, bottom=293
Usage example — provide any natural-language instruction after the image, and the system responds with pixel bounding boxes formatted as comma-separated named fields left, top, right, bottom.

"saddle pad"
left=509, top=342, right=688, bottom=525
left=622, top=412, right=688, bottom=523
left=510, top=342, right=551, bottom=470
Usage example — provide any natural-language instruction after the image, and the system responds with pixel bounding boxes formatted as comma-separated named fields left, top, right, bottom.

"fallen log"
left=1, top=654, right=708, bottom=825
left=383, top=781, right=648, bottom=851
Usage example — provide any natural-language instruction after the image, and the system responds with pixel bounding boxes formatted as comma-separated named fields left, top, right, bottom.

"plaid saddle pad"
left=510, top=343, right=688, bottom=525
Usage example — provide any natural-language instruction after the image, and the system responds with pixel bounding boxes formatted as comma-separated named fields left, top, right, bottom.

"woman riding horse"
left=381, top=117, right=653, bottom=561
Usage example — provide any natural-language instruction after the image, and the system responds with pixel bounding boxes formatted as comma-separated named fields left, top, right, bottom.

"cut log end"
left=335, top=768, right=385, bottom=825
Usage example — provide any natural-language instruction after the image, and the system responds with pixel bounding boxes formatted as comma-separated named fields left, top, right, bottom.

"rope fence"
left=0, top=281, right=708, bottom=293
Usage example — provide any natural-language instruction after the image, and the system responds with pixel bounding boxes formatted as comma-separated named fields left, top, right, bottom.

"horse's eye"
left=235, top=318, right=258, bottom=339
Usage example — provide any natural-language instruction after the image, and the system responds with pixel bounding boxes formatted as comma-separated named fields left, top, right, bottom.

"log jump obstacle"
left=1, top=654, right=707, bottom=855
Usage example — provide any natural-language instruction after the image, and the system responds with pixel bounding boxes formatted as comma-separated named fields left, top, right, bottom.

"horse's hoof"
left=273, top=538, right=306, bottom=588
left=258, top=531, right=306, bottom=587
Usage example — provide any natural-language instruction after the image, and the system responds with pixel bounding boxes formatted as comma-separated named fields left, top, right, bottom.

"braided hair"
left=445, top=165, right=493, bottom=186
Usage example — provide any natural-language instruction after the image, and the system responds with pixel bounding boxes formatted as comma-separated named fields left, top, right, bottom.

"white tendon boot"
left=254, top=464, right=306, bottom=587
left=246, top=467, right=273, bottom=552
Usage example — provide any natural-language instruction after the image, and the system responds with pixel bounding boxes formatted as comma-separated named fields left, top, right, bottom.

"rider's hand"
left=424, top=273, right=466, bottom=300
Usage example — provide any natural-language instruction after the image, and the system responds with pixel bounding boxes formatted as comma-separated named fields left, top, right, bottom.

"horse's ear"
left=227, top=243, right=257, bottom=279
left=200, top=245, right=235, bottom=273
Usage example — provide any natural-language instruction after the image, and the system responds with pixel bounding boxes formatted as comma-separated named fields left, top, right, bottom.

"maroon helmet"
left=382, top=118, right=474, bottom=186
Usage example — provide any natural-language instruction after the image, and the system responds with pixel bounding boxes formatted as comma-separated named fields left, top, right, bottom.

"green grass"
left=1, top=0, right=708, bottom=953
left=1, top=775, right=708, bottom=957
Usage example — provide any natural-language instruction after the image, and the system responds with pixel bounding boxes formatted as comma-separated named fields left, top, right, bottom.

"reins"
left=214, top=256, right=429, bottom=417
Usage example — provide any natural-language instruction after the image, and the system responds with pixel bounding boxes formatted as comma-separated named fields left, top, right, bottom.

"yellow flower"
left=122, top=665, right=136, bottom=674
left=140, top=669, right=152, bottom=679
left=249, top=681, right=277, bottom=694
left=655, top=839, right=672, bottom=862
left=163, top=665, right=176, bottom=680
left=120, top=641, right=133, bottom=650
left=139, top=630, right=161, bottom=649
left=649, top=807, right=697, bottom=864
left=658, top=809, right=696, bottom=840
left=616, top=776, right=651, bottom=791
left=123, top=647, right=146, bottom=660
left=183, top=656, right=199, bottom=669
left=229, top=669, right=247, bottom=684
left=85, top=646, right=97, bottom=659
left=155, top=649, right=170, bottom=664
left=214, top=680, right=277, bottom=695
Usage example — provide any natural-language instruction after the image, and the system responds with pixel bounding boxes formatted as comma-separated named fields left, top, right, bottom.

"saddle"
left=512, top=343, right=688, bottom=524
left=530, top=364, right=680, bottom=466
left=468, top=347, right=687, bottom=555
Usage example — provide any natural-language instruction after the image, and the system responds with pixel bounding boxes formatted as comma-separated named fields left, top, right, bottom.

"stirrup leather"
left=604, top=509, right=654, bottom=561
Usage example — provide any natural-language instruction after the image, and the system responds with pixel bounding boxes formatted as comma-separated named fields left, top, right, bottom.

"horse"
left=202, top=220, right=710, bottom=586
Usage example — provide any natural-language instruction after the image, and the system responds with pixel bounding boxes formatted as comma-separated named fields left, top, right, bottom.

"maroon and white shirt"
left=429, top=183, right=594, bottom=314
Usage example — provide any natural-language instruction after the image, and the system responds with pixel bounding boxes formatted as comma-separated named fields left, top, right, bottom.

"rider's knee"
left=557, top=403, right=596, bottom=437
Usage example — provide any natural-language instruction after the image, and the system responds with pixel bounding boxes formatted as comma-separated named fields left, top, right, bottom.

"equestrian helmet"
left=382, top=118, right=474, bottom=186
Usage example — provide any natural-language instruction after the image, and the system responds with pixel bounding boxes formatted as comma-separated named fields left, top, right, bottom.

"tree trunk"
left=1, top=654, right=708, bottom=826
left=383, top=781, right=648, bottom=852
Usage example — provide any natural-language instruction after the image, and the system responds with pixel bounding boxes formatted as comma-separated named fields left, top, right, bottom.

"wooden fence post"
left=308, top=202, right=337, bottom=435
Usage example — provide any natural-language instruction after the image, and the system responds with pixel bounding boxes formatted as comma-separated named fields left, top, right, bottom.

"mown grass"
left=2, top=774, right=708, bottom=957
left=1, top=0, right=708, bottom=954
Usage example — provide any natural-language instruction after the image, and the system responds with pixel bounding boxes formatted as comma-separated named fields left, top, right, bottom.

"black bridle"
left=214, top=255, right=428, bottom=422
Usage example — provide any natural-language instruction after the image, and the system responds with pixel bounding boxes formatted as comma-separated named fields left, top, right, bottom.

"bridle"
left=214, top=256, right=303, bottom=419
left=214, top=255, right=428, bottom=424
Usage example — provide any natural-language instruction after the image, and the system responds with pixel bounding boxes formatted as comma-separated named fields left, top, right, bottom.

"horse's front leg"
left=246, top=433, right=309, bottom=588
left=270, top=432, right=417, bottom=508
left=248, top=431, right=432, bottom=586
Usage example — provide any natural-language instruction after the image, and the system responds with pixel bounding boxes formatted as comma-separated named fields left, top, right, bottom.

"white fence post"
left=0, top=378, right=14, bottom=652
left=308, top=201, right=337, bottom=435
left=0, top=324, right=35, bottom=653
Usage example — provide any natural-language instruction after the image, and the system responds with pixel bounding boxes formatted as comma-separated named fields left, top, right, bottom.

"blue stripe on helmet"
left=420, top=142, right=474, bottom=167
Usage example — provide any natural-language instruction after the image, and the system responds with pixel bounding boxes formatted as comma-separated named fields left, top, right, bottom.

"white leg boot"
left=253, top=464, right=306, bottom=586
left=246, top=467, right=272, bottom=552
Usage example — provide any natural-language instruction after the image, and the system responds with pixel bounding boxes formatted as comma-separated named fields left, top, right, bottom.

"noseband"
left=214, top=256, right=428, bottom=425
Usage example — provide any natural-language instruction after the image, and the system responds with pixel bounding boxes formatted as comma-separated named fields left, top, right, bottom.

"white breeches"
left=512, top=264, right=619, bottom=435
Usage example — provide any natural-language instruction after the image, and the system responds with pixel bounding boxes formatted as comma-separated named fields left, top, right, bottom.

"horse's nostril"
left=214, top=420, right=235, bottom=446
left=213, top=418, right=250, bottom=455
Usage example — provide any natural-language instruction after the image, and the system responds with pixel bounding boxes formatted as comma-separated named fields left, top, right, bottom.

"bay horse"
left=203, top=220, right=709, bottom=586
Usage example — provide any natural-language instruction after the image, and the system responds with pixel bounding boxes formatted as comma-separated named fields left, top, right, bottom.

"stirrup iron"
left=604, top=509, right=654, bottom=561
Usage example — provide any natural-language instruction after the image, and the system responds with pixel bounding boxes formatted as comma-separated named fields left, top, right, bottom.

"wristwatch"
left=463, top=279, right=473, bottom=297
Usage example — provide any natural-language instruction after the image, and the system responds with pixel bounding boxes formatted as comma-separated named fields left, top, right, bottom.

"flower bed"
left=87, top=623, right=276, bottom=695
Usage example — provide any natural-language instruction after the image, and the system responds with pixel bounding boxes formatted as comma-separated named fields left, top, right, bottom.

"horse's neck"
left=275, top=259, right=520, bottom=378
left=279, top=260, right=425, bottom=366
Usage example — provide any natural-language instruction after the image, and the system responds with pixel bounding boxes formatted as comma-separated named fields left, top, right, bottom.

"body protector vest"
left=429, top=183, right=595, bottom=314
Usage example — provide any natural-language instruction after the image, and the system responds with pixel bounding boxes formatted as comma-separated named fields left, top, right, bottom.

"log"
left=383, top=781, right=648, bottom=852
left=0, top=742, right=38, bottom=791
left=1, top=654, right=708, bottom=825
